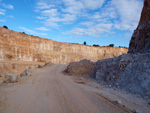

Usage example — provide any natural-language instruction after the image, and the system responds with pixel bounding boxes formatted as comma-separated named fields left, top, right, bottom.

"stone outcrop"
left=0, top=27, right=128, bottom=64
left=128, top=0, right=150, bottom=53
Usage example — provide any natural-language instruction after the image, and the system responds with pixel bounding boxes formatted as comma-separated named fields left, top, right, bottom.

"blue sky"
left=0, top=0, right=144, bottom=47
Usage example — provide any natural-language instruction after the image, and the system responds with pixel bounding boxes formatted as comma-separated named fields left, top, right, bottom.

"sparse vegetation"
left=93, top=44, right=100, bottom=47
left=3, top=25, right=8, bottom=29
left=83, top=41, right=86, bottom=45
left=108, top=44, right=114, bottom=47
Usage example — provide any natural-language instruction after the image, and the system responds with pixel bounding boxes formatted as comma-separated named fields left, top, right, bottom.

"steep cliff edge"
left=128, top=0, right=150, bottom=53
left=0, top=27, right=127, bottom=64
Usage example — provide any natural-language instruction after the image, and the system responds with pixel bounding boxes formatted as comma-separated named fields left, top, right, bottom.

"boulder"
left=20, top=69, right=31, bottom=77
left=4, top=73, right=20, bottom=83
left=44, top=62, right=52, bottom=67
left=65, top=59, right=95, bottom=75
left=38, top=64, right=45, bottom=68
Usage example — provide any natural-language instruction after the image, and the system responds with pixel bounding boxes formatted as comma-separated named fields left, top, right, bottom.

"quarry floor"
left=0, top=64, right=149, bottom=113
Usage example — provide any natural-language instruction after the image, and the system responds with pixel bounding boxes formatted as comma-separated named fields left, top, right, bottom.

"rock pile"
left=90, top=53, right=150, bottom=98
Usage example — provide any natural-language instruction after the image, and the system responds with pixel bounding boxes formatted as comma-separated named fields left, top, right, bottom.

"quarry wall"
left=0, top=27, right=128, bottom=64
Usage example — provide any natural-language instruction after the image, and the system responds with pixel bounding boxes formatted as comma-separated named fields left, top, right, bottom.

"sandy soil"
left=0, top=64, right=149, bottom=113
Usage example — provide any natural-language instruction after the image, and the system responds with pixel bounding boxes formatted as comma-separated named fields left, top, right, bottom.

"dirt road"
left=0, top=64, right=131, bottom=113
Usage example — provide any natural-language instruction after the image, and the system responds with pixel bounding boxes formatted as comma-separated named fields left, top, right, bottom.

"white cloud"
left=19, top=27, right=47, bottom=36
left=35, top=0, right=143, bottom=37
left=36, top=27, right=50, bottom=31
left=0, top=9, right=5, bottom=15
left=111, top=0, right=143, bottom=31
left=81, top=0, right=105, bottom=10
left=36, top=2, right=54, bottom=9
left=7, top=15, right=14, bottom=18
left=0, top=19, right=5, bottom=22
left=35, top=0, right=106, bottom=28
left=68, top=23, right=113, bottom=37
left=2, top=3, right=14, bottom=9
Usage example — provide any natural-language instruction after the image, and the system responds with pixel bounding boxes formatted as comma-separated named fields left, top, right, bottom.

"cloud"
left=2, top=3, right=14, bottom=9
left=35, top=0, right=143, bottom=38
left=19, top=27, right=47, bottom=36
left=7, top=15, right=14, bottom=18
left=68, top=23, right=113, bottom=37
left=0, top=19, right=5, bottom=22
left=110, top=0, right=143, bottom=31
left=0, top=9, right=5, bottom=15
left=36, top=27, right=50, bottom=31
left=36, top=2, right=54, bottom=9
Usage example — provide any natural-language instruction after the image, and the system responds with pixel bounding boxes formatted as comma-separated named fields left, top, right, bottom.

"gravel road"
left=0, top=64, right=131, bottom=113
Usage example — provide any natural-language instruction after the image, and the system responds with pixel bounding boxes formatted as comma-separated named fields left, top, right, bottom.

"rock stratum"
left=0, top=27, right=127, bottom=64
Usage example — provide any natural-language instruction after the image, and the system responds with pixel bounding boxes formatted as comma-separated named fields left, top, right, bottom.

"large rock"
left=65, top=59, right=95, bottom=75
left=128, top=0, right=150, bottom=53
left=20, top=69, right=31, bottom=77
left=4, top=73, right=20, bottom=83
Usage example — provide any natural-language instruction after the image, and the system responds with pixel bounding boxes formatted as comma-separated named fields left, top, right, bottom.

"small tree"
left=93, top=44, right=100, bottom=47
left=83, top=41, right=86, bottom=45
left=109, top=44, right=114, bottom=47
left=3, top=25, right=8, bottom=29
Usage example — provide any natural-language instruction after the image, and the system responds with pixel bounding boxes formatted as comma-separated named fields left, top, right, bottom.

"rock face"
left=90, top=53, right=150, bottom=98
left=0, top=27, right=128, bottom=64
left=128, top=0, right=150, bottom=53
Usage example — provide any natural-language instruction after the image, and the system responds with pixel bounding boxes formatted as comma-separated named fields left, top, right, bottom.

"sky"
left=0, top=0, right=144, bottom=47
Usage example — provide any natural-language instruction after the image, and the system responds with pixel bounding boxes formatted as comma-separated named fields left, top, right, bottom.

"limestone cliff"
left=128, top=0, right=150, bottom=53
left=0, top=27, right=127, bottom=64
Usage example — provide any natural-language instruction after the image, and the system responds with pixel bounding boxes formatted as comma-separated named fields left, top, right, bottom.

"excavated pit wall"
left=0, top=27, right=128, bottom=64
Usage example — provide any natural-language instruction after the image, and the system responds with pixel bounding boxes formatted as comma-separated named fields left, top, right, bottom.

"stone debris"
left=113, top=99, right=121, bottom=104
left=38, top=64, right=45, bottom=68
left=131, top=109, right=142, bottom=113
left=44, top=62, right=52, bottom=67
left=4, top=73, right=20, bottom=83
left=20, top=69, right=31, bottom=77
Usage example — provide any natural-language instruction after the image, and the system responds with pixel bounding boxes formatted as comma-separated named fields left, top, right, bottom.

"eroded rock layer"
left=0, top=27, right=127, bottom=64
left=128, top=0, right=150, bottom=53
